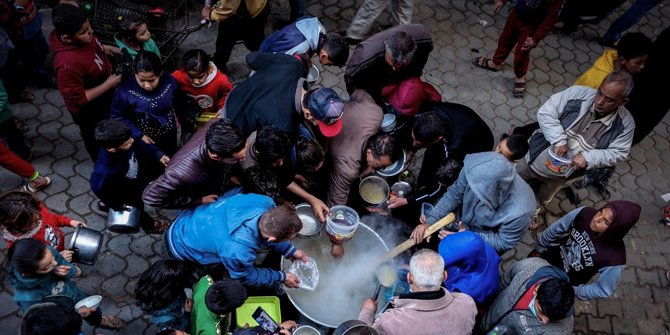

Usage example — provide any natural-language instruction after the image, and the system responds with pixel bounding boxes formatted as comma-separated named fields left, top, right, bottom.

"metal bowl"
left=281, top=222, right=390, bottom=328
left=390, top=181, right=412, bottom=198
left=359, top=176, right=390, bottom=205
left=107, top=206, right=141, bottom=234
left=307, top=64, right=320, bottom=83
left=68, top=224, right=103, bottom=265
left=380, top=113, right=397, bottom=132
left=295, top=203, right=322, bottom=239
left=376, top=149, right=408, bottom=177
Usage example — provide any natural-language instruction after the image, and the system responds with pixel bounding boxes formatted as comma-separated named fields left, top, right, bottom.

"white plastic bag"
left=288, top=258, right=320, bottom=291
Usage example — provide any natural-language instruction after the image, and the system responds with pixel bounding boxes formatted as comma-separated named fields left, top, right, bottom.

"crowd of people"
left=0, top=0, right=667, bottom=334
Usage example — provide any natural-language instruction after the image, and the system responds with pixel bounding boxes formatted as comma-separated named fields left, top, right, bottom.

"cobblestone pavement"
left=1, top=1, right=669, bottom=334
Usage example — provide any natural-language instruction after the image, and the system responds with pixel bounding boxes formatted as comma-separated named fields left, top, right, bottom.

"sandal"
left=24, top=176, right=51, bottom=193
left=472, top=57, right=500, bottom=72
left=513, top=81, right=526, bottom=97
left=99, top=315, right=125, bottom=329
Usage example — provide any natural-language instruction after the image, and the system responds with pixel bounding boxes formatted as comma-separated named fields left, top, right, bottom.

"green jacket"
left=114, top=34, right=161, bottom=59
left=190, top=275, right=232, bottom=335
left=0, top=80, right=12, bottom=123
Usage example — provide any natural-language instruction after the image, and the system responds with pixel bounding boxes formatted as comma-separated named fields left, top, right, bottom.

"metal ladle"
left=372, top=263, right=398, bottom=301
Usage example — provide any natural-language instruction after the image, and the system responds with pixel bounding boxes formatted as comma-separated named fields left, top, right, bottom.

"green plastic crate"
left=235, top=296, right=282, bottom=329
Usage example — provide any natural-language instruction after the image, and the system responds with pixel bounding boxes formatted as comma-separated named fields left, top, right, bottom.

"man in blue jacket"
left=164, top=193, right=309, bottom=288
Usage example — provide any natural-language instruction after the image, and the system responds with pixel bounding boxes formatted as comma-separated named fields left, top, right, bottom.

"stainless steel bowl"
left=68, top=224, right=103, bottom=265
left=295, top=203, right=322, bottom=239
left=107, top=206, right=141, bottom=234
left=358, top=176, right=390, bottom=205
left=376, top=149, right=407, bottom=177
left=390, top=181, right=412, bottom=198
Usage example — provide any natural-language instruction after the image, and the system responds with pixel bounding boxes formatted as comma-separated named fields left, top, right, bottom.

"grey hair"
left=384, top=31, right=417, bottom=65
left=602, top=69, right=635, bottom=98
left=409, top=249, right=444, bottom=290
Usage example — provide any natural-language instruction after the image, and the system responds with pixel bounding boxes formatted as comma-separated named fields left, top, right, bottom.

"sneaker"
left=24, top=176, right=51, bottom=193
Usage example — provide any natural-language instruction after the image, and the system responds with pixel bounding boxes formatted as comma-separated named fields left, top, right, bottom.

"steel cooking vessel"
left=68, top=224, right=103, bottom=265
left=358, top=176, right=390, bottom=205
left=281, top=222, right=391, bottom=328
left=295, top=203, right=322, bottom=239
left=334, top=320, right=380, bottom=335
left=107, top=206, right=141, bottom=234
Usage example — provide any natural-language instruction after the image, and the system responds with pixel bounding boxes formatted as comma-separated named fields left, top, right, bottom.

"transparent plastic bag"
left=288, top=258, right=320, bottom=291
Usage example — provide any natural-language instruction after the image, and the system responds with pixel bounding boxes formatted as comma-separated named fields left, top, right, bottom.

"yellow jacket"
left=209, top=0, right=267, bottom=21
left=573, top=50, right=617, bottom=89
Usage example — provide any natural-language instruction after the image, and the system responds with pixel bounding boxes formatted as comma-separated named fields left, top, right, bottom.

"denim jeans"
left=602, top=0, right=663, bottom=43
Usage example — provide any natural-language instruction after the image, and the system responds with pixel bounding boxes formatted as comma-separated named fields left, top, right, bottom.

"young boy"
left=189, top=277, right=247, bottom=335
left=495, top=133, right=529, bottom=163
left=259, top=16, right=349, bottom=67
left=574, top=32, right=653, bottom=88
left=90, top=119, right=169, bottom=213
left=49, top=4, right=122, bottom=161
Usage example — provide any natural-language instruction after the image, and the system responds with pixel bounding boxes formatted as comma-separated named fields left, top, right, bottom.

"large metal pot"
left=106, top=206, right=141, bottom=234
left=68, top=224, right=103, bottom=265
left=359, top=176, right=389, bottom=205
left=281, top=222, right=391, bottom=328
left=334, top=320, right=380, bottom=335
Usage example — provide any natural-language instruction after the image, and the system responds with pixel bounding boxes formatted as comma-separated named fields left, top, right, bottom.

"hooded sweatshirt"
left=49, top=32, right=114, bottom=116
left=259, top=16, right=325, bottom=57
left=427, top=152, right=536, bottom=253
left=438, top=231, right=501, bottom=304
left=535, top=200, right=641, bottom=300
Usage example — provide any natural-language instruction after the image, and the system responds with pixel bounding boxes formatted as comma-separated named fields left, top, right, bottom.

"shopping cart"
left=83, top=0, right=206, bottom=62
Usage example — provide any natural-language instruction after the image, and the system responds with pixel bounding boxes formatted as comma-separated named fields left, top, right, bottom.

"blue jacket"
left=90, top=141, right=164, bottom=210
left=427, top=152, right=536, bottom=253
left=259, top=16, right=325, bottom=56
left=438, top=231, right=500, bottom=304
left=7, top=246, right=86, bottom=312
left=110, top=74, right=178, bottom=140
left=166, top=193, right=296, bottom=287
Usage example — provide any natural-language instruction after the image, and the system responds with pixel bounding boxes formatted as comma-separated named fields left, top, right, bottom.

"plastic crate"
left=235, top=296, right=282, bottom=329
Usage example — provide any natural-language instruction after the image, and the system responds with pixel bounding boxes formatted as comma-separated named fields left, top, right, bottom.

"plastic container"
left=545, top=147, right=573, bottom=177
left=235, top=296, right=282, bottom=329
left=325, top=206, right=360, bottom=242
left=195, top=112, right=218, bottom=129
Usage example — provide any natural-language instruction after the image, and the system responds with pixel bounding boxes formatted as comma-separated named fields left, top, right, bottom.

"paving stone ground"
left=1, top=0, right=669, bottom=334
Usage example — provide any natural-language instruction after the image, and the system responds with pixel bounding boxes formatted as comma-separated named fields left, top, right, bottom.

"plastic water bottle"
left=487, top=325, right=509, bottom=335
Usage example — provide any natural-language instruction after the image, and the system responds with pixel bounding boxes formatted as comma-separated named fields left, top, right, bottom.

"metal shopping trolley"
left=83, top=0, right=205, bottom=62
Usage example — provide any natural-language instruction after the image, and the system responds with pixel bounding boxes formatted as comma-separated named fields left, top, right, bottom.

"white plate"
left=74, top=295, right=102, bottom=310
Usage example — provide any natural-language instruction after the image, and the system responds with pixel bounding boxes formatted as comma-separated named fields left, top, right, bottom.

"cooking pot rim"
left=280, top=222, right=389, bottom=328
